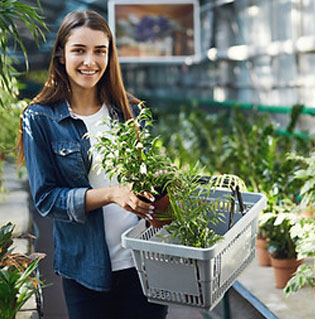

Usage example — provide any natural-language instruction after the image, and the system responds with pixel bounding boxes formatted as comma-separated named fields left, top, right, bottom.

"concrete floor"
left=237, top=256, right=315, bottom=319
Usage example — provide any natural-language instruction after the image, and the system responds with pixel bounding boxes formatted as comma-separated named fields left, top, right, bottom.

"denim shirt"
left=23, top=99, right=128, bottom=291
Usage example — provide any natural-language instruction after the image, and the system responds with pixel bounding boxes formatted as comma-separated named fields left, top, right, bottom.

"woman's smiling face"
left=62, top=26, right=109, bottom=93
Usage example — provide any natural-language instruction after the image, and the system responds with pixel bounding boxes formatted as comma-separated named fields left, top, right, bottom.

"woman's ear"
left=57, top=48, right=65, bottom=64
left=59, top=55, right=65, bottom=64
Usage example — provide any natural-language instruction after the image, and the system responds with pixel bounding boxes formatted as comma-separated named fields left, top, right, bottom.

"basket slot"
left=140, top=227, right=160, bottom=241
left=147, top=289, right=204, bottom=307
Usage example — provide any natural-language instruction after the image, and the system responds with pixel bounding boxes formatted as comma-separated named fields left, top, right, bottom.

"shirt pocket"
left=52, top=141, right=86, bottom=182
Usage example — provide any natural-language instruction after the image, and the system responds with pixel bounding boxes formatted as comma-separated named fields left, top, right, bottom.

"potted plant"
left=0, top=223, right=45, bottom=319
left=255, top=194, right=280, bottom=267
left=254, top=150, right=303, bottom=267
left=260, top=199, right=303, bottom=289
left=284, top=216, right=315, bottom=296
left=256, top=211, right=273, bottom=267
left=91, top=102, right=177, bottom=227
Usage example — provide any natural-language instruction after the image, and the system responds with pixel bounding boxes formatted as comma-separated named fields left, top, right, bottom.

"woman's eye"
left=96, top=49, right=106, bottom=55
left=72, top=48, right=84, bottom=54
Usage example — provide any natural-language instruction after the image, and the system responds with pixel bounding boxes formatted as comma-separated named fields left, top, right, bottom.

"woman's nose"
left=83, top=53, right=95, bottom=66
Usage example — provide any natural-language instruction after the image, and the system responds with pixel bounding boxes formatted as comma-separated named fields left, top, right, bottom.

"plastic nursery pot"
left=270, top=256, right=304, bottom=289
left=256, top=238, right=271, bottom=267
left=138, top=191, right=172, bottom=228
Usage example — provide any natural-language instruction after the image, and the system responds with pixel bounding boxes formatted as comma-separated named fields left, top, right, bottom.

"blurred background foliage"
left=153, top=103, right=314, bottom=204
left=0, top=0, right=47, bottom=192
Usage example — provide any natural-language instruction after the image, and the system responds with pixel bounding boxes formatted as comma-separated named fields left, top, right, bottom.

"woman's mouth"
left=78, top=70, right=98, bottom=75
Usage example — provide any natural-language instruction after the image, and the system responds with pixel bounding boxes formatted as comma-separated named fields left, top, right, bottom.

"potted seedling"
left=255, top=194, right=278, bottom=267
left=260, top=199, right=303, bottom=289
left=91, top=102, right=177, bottom=227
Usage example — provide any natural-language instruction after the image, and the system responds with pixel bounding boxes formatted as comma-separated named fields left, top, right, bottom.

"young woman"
left=18, top=10, right=168, bottom=319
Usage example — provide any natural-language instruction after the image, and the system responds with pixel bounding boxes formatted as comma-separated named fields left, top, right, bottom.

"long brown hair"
left=17, top=10, right=135, bottom=165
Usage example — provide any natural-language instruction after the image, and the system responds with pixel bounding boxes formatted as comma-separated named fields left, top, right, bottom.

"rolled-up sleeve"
left=22, top=108, right=89, bottom=224
left=67, top=188, right=89, bottom=223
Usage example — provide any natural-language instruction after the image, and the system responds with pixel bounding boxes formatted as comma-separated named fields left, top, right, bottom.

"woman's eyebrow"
left=95, top=45, right=108, bottom=49
left=71, top=44, right=108, bottom=48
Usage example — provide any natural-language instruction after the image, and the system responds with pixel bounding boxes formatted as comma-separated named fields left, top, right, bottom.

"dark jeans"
left=62, top=267, right=168, bottom=319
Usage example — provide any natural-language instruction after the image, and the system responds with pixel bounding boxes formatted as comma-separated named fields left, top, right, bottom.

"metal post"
left=222, top=290, right=231, bottom=319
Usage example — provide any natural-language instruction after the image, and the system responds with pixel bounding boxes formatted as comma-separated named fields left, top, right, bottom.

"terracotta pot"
left=150, top=193, right=173, bottom=228
left=270, top=256, right=304, bottom=289
left=138, top=192, right=172, bottom=228
left=300, top=207, right=314, bottom=219
left=256, top=238, right=271, bottom=267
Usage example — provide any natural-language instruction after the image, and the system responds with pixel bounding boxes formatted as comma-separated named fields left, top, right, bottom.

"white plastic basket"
left=122, top=189, right=267, bottom=311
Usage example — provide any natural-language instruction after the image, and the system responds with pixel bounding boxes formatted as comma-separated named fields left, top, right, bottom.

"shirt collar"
left=55, top=100, right=73, bottom=123
left=66, top=100, right=80, bottom=120
left=55, top=100, right=123, bottom=122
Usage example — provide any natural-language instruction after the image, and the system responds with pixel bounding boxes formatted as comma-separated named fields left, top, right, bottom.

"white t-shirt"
left=71, top=104, right=138, bottom=272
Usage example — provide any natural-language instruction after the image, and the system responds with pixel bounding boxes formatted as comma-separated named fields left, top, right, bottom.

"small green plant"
left=284, top=216, right=315, bottom=296
left=163, top=169, right=225, bottom=248
left=0, top=223, right=14, bottom=260
left=91, top=102, right=177, bottom=196
left=158, top=168, right=246, bottom=248
left=260, top=199, right=299, bottom=259
left=0, top=259, right=41, bottom=319
left=0, top=223, right=45, bottom=319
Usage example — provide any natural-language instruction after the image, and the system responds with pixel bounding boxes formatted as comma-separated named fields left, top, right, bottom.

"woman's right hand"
left=85, top=184, right=155, bottom=221
left=111, top=184, right=155, bottom=221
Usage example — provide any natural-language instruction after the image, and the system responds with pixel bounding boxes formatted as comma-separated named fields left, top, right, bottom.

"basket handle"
left=228, top=185, right=246, bottom=230
left=236, top=185, right=246, bottom=215
left=229, top=186, right=236, bottom=230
